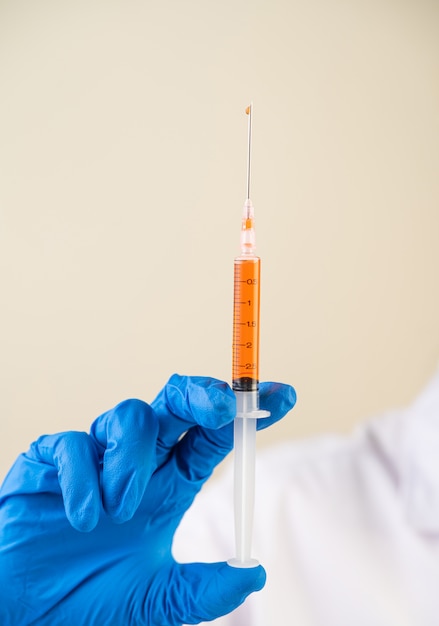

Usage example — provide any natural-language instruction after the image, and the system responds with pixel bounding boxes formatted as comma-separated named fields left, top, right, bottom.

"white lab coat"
left=175, top=370, right=439, bottom=625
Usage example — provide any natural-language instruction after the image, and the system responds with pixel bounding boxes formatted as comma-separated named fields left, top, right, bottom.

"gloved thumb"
left=146, top=561, right=266, bottom=625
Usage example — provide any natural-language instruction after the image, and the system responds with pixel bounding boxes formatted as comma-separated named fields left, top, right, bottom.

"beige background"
left=1, top=0, right=438, bottom=480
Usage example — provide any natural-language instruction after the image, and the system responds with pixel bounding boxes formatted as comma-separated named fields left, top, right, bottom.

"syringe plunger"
left=228, top=394, right=269, bottom=569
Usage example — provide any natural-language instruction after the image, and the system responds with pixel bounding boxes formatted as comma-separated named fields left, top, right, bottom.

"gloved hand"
left=0, top=374, right=296, bottom=626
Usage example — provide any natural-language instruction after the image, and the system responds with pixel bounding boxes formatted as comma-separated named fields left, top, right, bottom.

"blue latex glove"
left=0, top=375, right=296, bottom=625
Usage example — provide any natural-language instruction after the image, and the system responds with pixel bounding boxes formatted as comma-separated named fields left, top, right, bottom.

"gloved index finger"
left=151, top=374, right=236, bottom=465
left=173, top=380, right=296, bottom=483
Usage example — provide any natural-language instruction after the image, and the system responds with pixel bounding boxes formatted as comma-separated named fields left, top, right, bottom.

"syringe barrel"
left=232, top=256, right=261, bottom=393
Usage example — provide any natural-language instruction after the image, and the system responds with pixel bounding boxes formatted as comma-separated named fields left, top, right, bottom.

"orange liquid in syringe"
left=232, top=256, right=261, bottom=392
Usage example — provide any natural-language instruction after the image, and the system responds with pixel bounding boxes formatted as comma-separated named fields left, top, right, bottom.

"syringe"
left=228, top=104, right=270, bottom=569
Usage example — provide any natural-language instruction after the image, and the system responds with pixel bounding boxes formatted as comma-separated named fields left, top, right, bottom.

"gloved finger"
left=29, top=431, right=101, bottom=532
left=174, top=381, right=296, bottom=482
left=145, top=562, right=266, bottom=625
left=151, top=374, right=236, bottom=465
left=90, top=399, right=158, bottom=523
left=256, top=381, right=297, bottom=431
